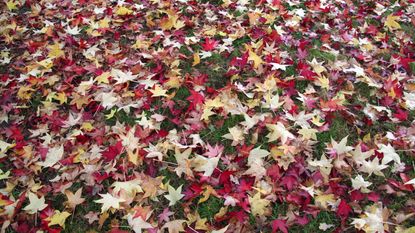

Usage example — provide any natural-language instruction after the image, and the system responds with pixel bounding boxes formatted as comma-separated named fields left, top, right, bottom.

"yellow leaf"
left=105, top=109, right=117, bottom=119
left=200, top=107, right=215, bottom=121
left=54, top=92, right=67, bottom=104
left=192, top=52, right=200, bottom=66
left=246, top=45, right=263, bottom=69
left=248, top=192, right=270, bottom=216
left=127, top=150, right=140, bottom=165
left=315, top=193, right=335, bottom=209
left=70, top=93, right=89, bottom=109
left=401, top=226, right=415, bottom=233
left=17, top=86, right=34, bottom=100
left=150, top=85, right=168, bottom=97
left=48, top=43, right=64, bottom=58
left=159, top=10, right=181, bottom=30
left=95, top=72, right=110, bottom=84
left=81, top=122, right=94, bottom=131
left=165, top=76, right=181, bottom=89
left=363, top=133, right=371, bottom=143
left=385, top=14, right=401, bottom=30
left=6, top=1, right=17, bottom=11
left=116, top=6, right=133, bottom=15
left=298, top=127, right=318, bottom=140
left=48, top=210, right=71, bottom=228
left=99, top=18, right=110, bottom=28
left=317, top=76, right=330, bottom=90
left=198, top=185, right=217, bottom=203
left=195, top=217, right=209, bottom=230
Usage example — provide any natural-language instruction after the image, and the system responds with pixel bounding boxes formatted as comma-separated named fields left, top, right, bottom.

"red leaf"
left=201, top=38, right=218, bottom=51
left=393, top=109, right=408, bottom=121
left=336, top=199, right=352, bottom=219
left=272, top=219, right=288, bottom=233
left=266, top=164, right=281, bottom=181
left=367, top=192, right=380, bottom=202
left=186, top=90, right=205, bottom=106
left=102, top=141, right=123, bottom=161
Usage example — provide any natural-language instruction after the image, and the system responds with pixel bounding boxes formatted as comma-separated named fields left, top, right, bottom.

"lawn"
left=0, top=0, right=415, bottom=233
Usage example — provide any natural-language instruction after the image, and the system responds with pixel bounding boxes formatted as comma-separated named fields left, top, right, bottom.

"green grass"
left=314, top=114, right=353, bottom=157
left=308, top=49, right=336, bottom=63
left=197, top=196, right=224, bottom=221
left=200, top=114, right=244, bottom=144
left=295, top=80, right=309, bottom=93
left=271, top=202, right=288, bottom=218
left=288, top=211, right=339, bottom=233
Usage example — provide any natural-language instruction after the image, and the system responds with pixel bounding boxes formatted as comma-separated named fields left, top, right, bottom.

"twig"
left=153, top=159, right=178, bottom=166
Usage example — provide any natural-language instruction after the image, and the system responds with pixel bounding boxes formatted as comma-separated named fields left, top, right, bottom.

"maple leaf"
left=246, top=45, right=263, bottom=69
left=351, top=144, right=373, bottom=165
left=272, top=219, right=288, bottom=233
left=186, top=90, right=205, bottom=106
left=112, top=179, right=143, bottom=196
left=344, top=64, right=366, bottom=78
left=116, top=6, right=133, bottom=15
left=47, top=210, right=71, bottom=228
left=150, top=84, right=168, bottom=97
left=337, top=199, right=352, bottom=219
left=222, top=126, right=245, bottom=146
left=164, top=184, right=184, bottom=206
left=0, top=140, right=15, bottom=158
left=359, top=157, right=388, bottom=176
left=249, top=192, right=270, bottom=216
left=308, top=154, right=333, bottom=182
left=65, top=26, right=81, bottom=35
left=193, top=155, right=220, bottom=177
left=127, top=215, right=153, bottom=233
left=263, top=93, right=284, bottom=110
left=192, top=52, right=200, bottom=66
left=37, top=145, right=64, bottom=167
left=266, top=122, right=294, bottom=144
left=330, top=136, right=353, bottom=155
left=65, top=188, right=85, bottom=209
left=158, top=208, right=174, bottom=223
left=269, top=63, right=289, bottom=71
left=198, top=185, right=217, bottom=204
left=102, top=141, right=123, bottom=161
left=6, top=1, right=18, bottom=11
left=384, top=14, right=401, bottom=30
left=174, top=148, right=193, bottom=177
left=378, top=144, right=401, bottom=165
left=201, top=38, right=218, bottom=51
left=47, top=42, right=65, bottom=58
left=298, top=127, right=318, bottom=140
left=247, top=147, right=270, bottom=166
left=94, top=193, right=125, bottom=213
left=23, top=192, right=48, bottom=214
left=204, top=143, right=224, bottom=158
left=97, top=92, right=119, bottom=109
left=244, top=147, right=270, bottom=180
left=95, top=72, right=111, bottom=84
left=315, top=193, right=335, bottom=209
left=162, top=220, right=186, bottom=233
left=352, top=175, right=372, bottom=193
left=111, top=69, right=138, bottom=85
left=351, top=203, right=389, bottom=233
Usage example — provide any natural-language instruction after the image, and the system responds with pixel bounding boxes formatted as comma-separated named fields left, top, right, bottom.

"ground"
left=1, top=0, right=415, bottom=233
